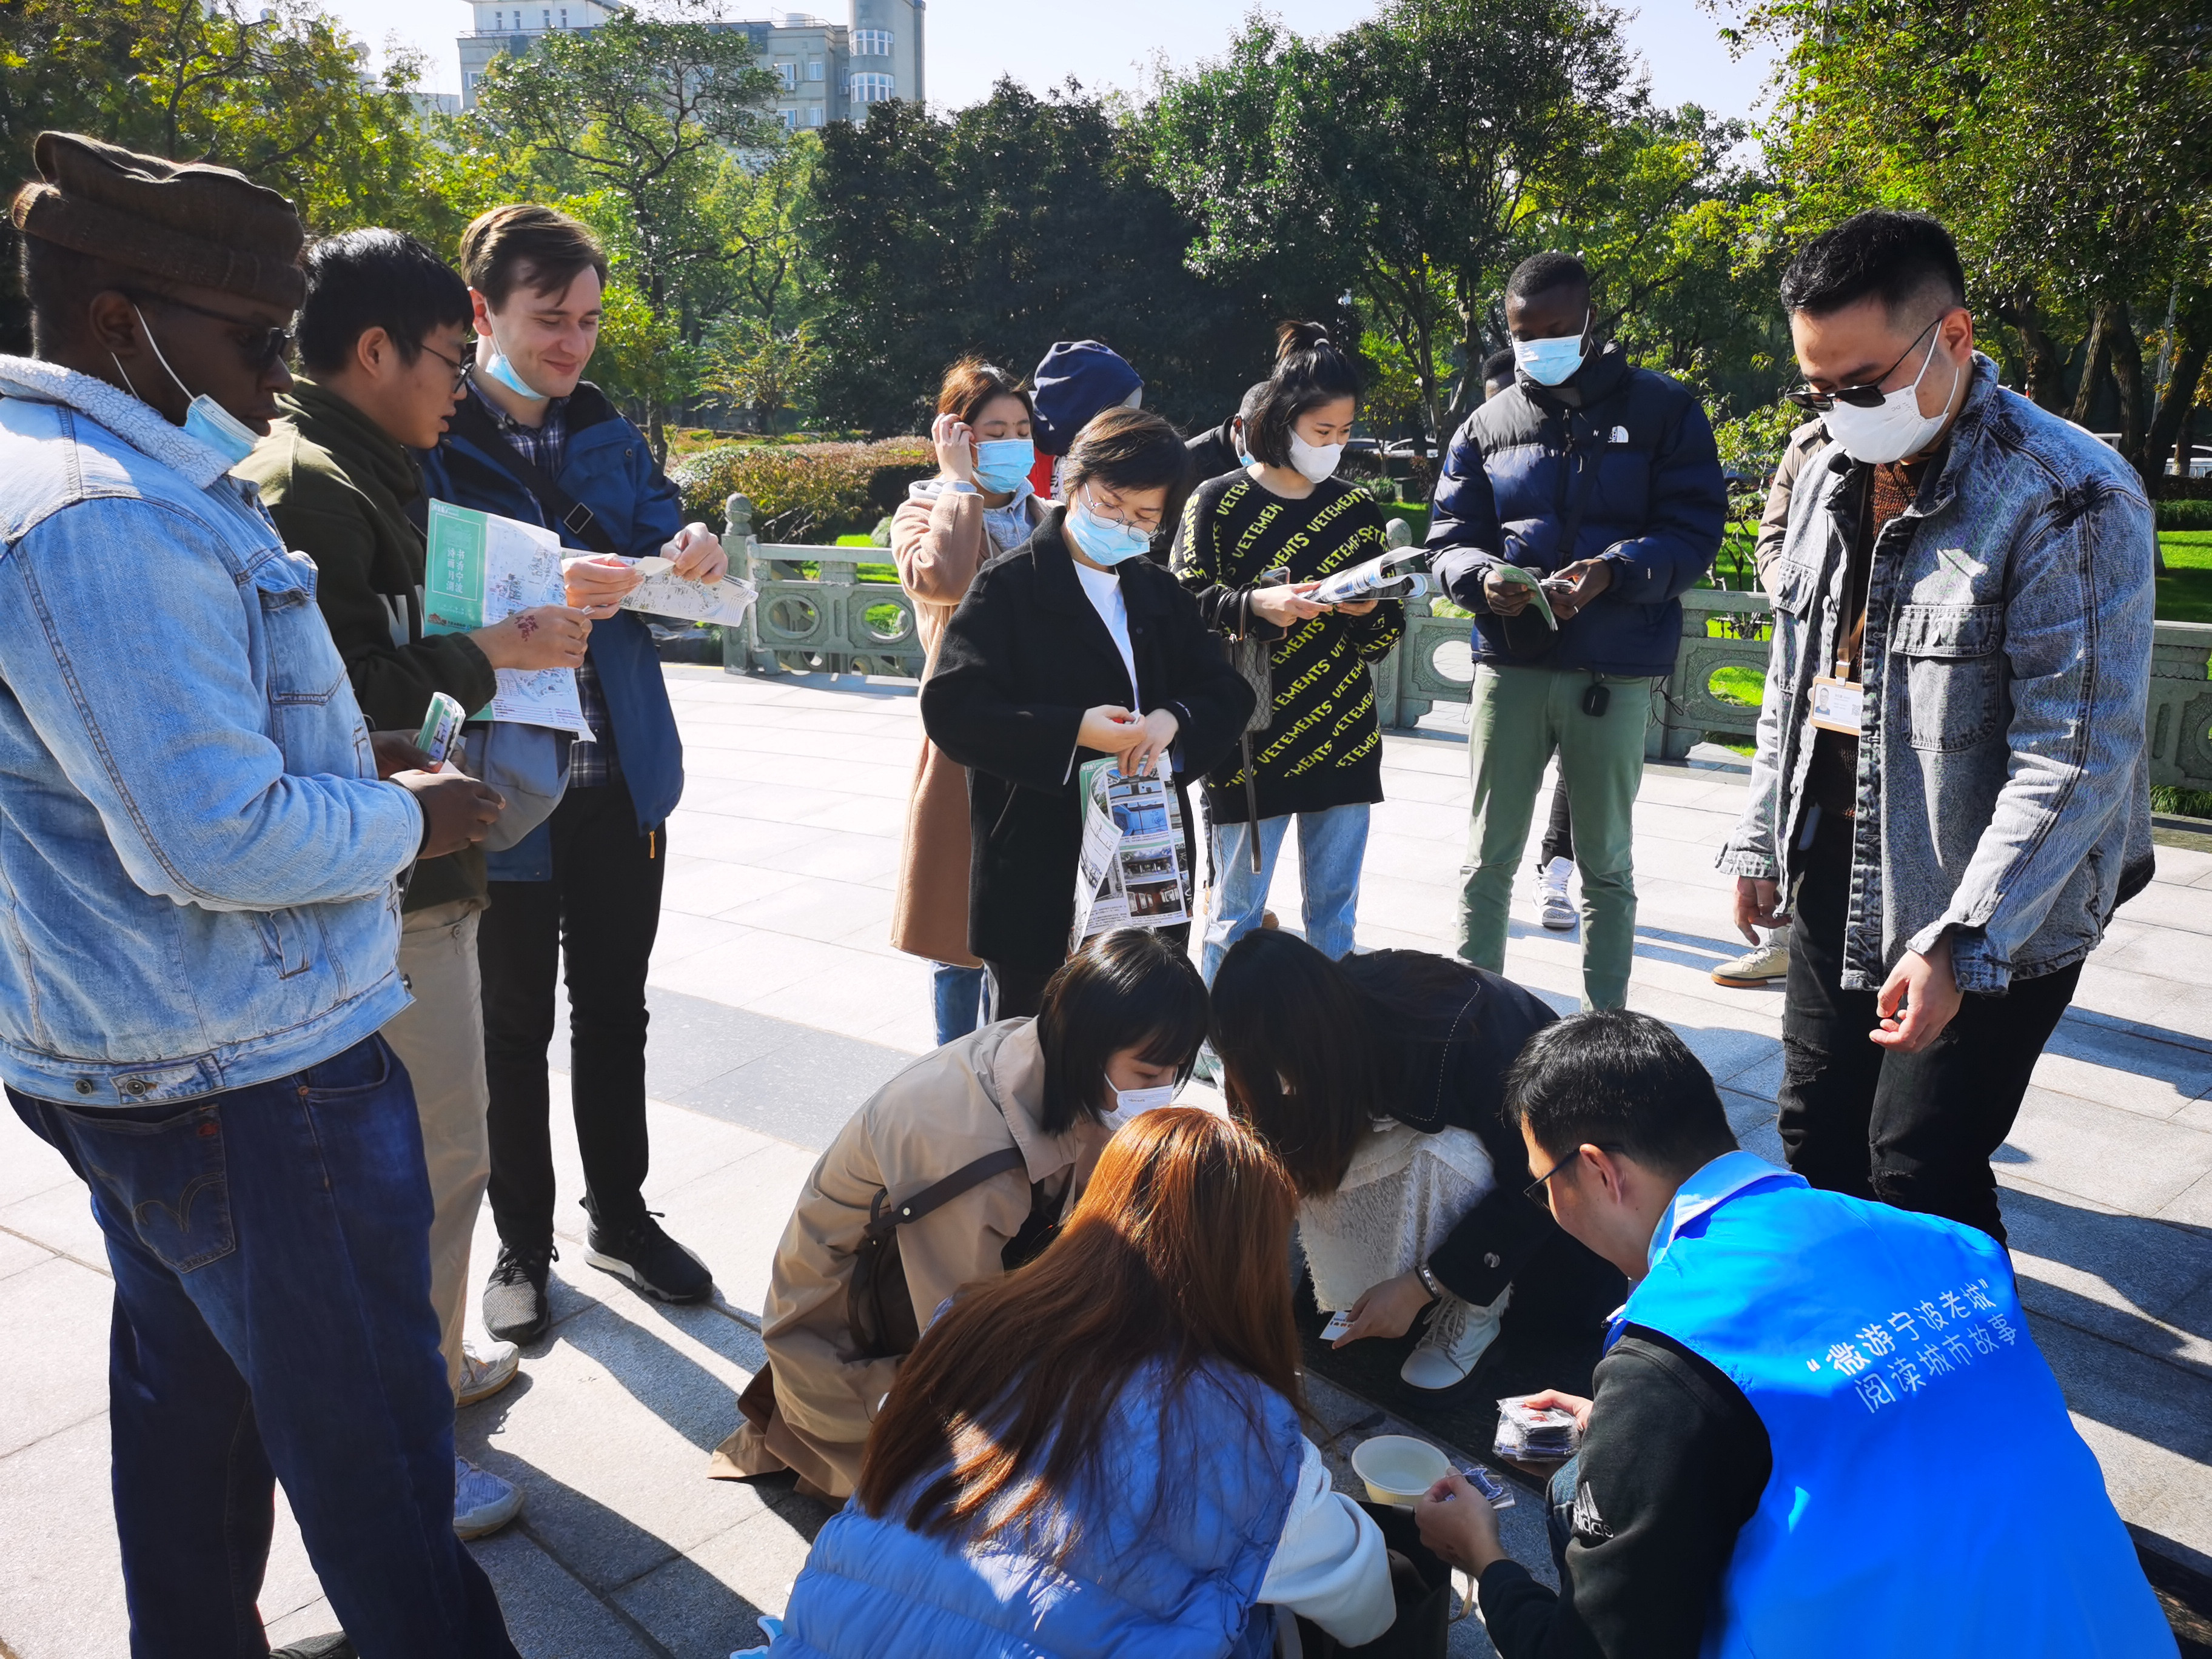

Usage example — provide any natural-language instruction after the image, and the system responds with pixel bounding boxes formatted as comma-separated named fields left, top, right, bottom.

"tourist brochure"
left=423, top=500, right=589, bottom=735
left=564, top=553, right=760, bottom=628
left=1311, top=548, right=1432, bottom=606
left=1071, top=757, right=1190, bottom=948
left=1489, top=561, right=1560, bottom=629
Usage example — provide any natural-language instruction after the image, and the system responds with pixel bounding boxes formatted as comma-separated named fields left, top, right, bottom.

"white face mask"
left=1287, top=431, right=1344, bottom=483
left=1512, top=312, right=1590, bottom=387
left=1099, top=1080, right=1178, bottom=1130
left=1822, top=330, right=1960, bottom=465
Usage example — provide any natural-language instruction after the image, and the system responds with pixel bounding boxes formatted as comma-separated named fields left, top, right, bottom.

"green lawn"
left=2157, top=531, right=2212, bottom=623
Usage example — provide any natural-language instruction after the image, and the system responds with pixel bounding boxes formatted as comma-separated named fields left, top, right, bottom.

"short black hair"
left=1506, top=1010, right=1736, bottom=1178
left=296, top=229, right=471, bottom=377
left=1506, top=252, right=1589, bottom=307
left=1246, top=320, right=1360, bottom=469
left=1480, top=347, right=1517, bottom=390
left=1034, top=928, right=1209, bottom=1133
left=1061, top=406, right=1190, bottom=497
left=1779, top=210, right=1966, bottom=323
left=1236, top=379, right=1269, bottom=423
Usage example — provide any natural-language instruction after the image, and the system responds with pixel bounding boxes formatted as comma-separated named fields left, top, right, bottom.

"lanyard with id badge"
left=1811, top=528, right=1875, bottom=737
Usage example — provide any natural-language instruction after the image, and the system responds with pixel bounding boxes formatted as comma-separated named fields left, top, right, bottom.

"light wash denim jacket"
left=0, top=358, right=423, bottom=1105
left=1718, top=355, right=2156, bottom=994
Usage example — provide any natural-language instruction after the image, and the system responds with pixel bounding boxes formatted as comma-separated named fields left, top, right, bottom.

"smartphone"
left=414, top=691, right=466, bottom=771
left=1321, top=1310, right=1355, bottom=1342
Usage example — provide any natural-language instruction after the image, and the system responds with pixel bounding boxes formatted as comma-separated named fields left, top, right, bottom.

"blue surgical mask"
left=973, top=437, right=1034, bottom=495
left=477, top=340, right=549, bottom=402
left=122, top=305, right=261, bottom=466
left=1512, top=314, right=1590, bottom=387
left=1067, top=490, right=1153, bottom=565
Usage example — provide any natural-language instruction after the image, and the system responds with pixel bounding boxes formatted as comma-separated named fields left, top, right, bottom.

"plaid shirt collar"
left=468, top=381, right=569, bottom=478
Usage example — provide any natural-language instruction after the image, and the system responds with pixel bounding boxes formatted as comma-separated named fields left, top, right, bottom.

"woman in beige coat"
left=890, top=357, right=1051, bottom=1045
left=710, top=928, right=1207, bottom=1500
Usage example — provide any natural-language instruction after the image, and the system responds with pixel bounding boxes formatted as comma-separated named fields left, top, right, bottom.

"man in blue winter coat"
left=1413, top=1010, right=2174, bottom=1658
left=1427, top=253, right=1726, bottom=1008
left=418, top=204, right=726, bottom=1344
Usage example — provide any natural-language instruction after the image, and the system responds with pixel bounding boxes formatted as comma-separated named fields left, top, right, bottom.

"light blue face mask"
left=1067, top=490, right=1153, bottom=565
left=121, top=305, right=260, bottom=466
left=973, top=437, right=1034, bottom=495
left=477, top=338, right=550, bottom=403
left=1512, top=313, right=1591, bottom=387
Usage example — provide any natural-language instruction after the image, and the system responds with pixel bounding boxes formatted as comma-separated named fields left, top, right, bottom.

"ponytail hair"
left=1245, top=320, right=1361, bottom=469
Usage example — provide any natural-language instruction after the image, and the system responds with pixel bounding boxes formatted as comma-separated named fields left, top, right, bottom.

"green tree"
left=1149, top=0, right=1641, bottom=455
left=464, top=1, right=780, bottom=455
left=808, top=79, right=1322, bottom=437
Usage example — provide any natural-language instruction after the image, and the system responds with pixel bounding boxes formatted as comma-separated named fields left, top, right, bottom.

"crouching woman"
left=768, top=1109, right=1395, bottom=1657
left=711, top=928, right=1208, bottom=1500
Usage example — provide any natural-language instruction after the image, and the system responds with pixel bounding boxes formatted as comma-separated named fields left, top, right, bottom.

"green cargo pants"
left=1455, top=664, right=1651, bottom=1010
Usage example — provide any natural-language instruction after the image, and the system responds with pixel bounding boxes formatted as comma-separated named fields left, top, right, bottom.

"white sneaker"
left=453, top=1456, right=523, bottom=1539
left=1400, top=1286, right=1512, bottom=1392
left=1711, top=937, right=1791, bottom=987
left=458, top=1339, right=521, bottom=1407
left=1537, top=857, right=1575, bottom=931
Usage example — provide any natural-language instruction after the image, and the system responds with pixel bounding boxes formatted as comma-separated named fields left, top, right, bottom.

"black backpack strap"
left=864, top=1145, right=1028, bottom=1240
left=445, top=395, right=621, bottom=557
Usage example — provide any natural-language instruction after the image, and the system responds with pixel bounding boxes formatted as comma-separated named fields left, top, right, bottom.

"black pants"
left=985, top=923, right=1192, bottom=1022
left=481, top=780, right=666, bottom=1250
left=1776, top=807, right=2079, bottom=1244
left=1536, top=774, right=1573, bottom=870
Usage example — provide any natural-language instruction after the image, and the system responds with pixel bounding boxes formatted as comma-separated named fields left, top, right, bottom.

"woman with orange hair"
left=763, top=1109, right=1395, bottom=1657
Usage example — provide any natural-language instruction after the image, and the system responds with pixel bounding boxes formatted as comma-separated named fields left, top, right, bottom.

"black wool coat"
left=920, top=505, right=1256, bottom=971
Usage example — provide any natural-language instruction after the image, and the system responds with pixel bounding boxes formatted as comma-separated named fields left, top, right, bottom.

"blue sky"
left=332, top=1, right=1778, bottom=122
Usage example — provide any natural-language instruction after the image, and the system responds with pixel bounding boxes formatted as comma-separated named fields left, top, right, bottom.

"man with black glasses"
left=1718, top=210, right=2156, bottom=1242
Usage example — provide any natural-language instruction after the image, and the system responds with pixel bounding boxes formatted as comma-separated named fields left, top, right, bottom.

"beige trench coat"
left=709, top=1017, right=1102, bottom=1500
left=886, top=488, right=1047, bottom=967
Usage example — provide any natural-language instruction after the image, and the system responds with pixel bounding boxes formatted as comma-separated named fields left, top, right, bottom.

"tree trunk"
left=2145, top=306, right=2207, bottom=494
left=2108, top=304, right=2150, bottom=480
left=1996, top=292, right=2067, bottom=411
left=2071, top=303, right=2113, bottom=429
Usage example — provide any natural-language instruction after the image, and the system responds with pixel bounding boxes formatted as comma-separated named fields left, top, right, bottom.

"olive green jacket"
left=240, top=378, right=497, bottom=911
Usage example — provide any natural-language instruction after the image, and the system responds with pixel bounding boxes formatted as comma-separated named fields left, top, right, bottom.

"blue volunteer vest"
left=1625, top=1156, right=2172, bottom=1658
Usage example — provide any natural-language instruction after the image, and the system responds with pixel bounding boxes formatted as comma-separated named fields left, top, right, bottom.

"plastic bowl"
left=1350, top=1434, right=1449, bottom=1509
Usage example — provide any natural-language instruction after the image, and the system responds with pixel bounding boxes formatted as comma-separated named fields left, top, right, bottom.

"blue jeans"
left=1202, top=803, right=1370, bottom=984
left=932, top=962, right=987, bottom=1047
left=10, top=1037, right=517, bottom=1659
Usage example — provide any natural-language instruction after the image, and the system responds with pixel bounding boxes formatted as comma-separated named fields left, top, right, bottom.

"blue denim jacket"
left=1720, top=356, right=2156, bottom=993
left=0, top=358, right=422, bottom=1105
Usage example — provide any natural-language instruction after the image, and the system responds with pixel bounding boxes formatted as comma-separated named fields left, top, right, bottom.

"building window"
left=777, top=60, right=797, bottom=90
left=807, top=58, right=823, bottom=81
left=806, top=105, right=824, bottom=126
left=850, top=72, right=894, bottom=102
left=559, top=6, right=568, bottom=23
left=540, top=8, right=551, bottom=28
left=780, top=107, right=799, bottom=130
left=491, top=10, right=502, bottom=26
left=853, top=28, right=893, bottom=56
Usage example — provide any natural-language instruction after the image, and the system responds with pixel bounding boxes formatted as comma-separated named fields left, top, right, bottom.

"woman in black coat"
left=1211, top=929, right=1626, bottom=1393
left=922, top=409, right=1256, bottom=1019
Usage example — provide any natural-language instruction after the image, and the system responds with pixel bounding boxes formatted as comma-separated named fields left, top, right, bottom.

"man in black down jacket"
left=1427, top=253, right=1725, bottom=1010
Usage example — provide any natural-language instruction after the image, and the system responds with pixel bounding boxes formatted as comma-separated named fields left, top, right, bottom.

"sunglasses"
left=1784, top=313, right=1943, bottom=414
left=1523, top=1144, right=1618, bottom=1210
left=127, top=289, right=292, bottom=372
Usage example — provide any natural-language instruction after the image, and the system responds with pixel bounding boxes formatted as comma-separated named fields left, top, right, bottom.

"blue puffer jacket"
left=772, top=1359, right=1304, bottom=1659
left=1426, top=344, right=1726, bottom=678
left=415, top=384, right=683, bottom=880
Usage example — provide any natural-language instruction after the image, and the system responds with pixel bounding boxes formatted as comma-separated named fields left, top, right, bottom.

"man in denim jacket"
left=0, top=133, right=514, bottom=1655
left=1720, top=212, right=2156, bottom=1242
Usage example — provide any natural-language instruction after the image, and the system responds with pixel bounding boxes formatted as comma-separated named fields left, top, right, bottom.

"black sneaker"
left=483, top=1242, right=556, bottom=1344
left=270, top=1638, right=356, bottom=1659
left=586, top=1210, right=713, bottom=1303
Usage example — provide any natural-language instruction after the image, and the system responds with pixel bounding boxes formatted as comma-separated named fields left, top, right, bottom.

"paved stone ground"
left=3, top=663, right=2209, bottom=1655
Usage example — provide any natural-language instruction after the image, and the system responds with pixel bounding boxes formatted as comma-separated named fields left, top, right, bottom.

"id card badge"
left=1809, top=675, right=1864, bottom=735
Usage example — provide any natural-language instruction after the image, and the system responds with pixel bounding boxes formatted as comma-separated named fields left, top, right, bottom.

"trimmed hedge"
left=2159, top=498, right=2212, bottom=532
left=674, top=438, right=933, bottom=543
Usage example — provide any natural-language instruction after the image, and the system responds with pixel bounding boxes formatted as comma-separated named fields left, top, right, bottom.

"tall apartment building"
left=457, top=1, right=924, bottom=127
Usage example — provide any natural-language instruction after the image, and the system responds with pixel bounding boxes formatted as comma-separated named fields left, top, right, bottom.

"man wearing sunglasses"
left=241, top=227, right=603, bottom=1547
left=0, top=133, right=515, bottom=1653
left=1719, top=210, right=2157, bottom=1245
left=1411, top=1010, right=2167, bottom=1657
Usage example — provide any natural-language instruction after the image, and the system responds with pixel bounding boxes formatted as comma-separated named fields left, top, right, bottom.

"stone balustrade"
left=717, top=492, right=2212, bottom=794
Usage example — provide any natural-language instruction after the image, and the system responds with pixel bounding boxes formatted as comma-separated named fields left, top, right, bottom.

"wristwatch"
left=1415, top=1262, right=1441, bottom=1301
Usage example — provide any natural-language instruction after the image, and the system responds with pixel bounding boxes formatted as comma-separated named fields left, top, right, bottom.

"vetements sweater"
left=1171, top=472, right=1404, bottom=822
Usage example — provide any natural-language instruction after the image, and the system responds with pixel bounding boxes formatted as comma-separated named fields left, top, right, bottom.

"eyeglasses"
left=1523, top=1145, right=1617, bottom=1211
left=1785, top=313, right=1943, bottom=413
left=126, top=289, right=291, bottom=372
left=1082, top=485, right=1155, bottom=534
left=420, top=339, right=472, bottom=392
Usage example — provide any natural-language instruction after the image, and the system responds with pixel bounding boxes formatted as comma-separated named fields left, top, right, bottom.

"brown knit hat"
left=10, top=131, right=305, bottom=311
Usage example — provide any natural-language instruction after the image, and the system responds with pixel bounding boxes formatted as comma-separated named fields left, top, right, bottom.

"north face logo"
left=1570, top=1481, right=1612, bottom=1543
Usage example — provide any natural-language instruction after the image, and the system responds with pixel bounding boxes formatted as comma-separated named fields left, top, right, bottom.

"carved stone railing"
left=714, top=494, right=2212, bottom=793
